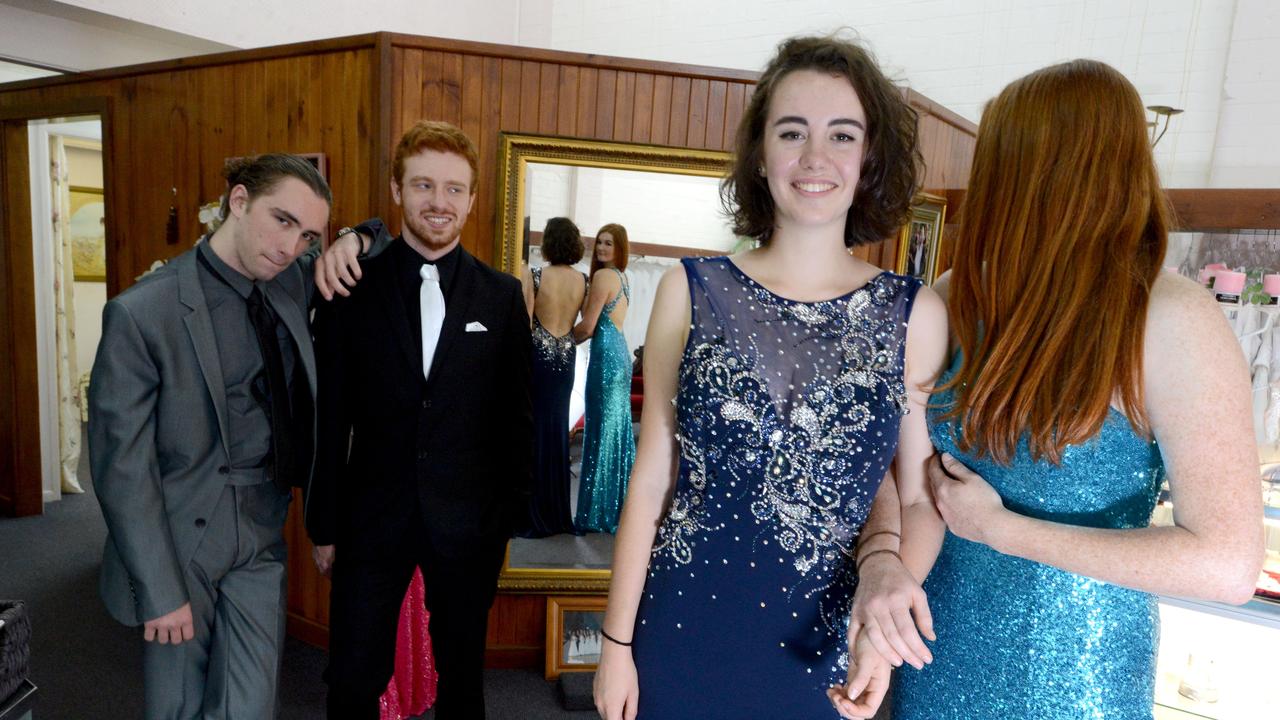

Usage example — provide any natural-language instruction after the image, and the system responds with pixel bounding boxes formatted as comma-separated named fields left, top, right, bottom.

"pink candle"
left=1263, top=274, right=1280, bottom=305
left=1214, top=271, right=1245, bottom=295
left=1264, top=274, right=1280, bottom=296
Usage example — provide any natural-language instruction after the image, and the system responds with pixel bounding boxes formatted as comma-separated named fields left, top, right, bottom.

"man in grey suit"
left=88, top=154, right=361, bottom=719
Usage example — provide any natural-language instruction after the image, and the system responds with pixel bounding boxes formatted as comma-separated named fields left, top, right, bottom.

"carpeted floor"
left=0, top=426, right=591, bottom=719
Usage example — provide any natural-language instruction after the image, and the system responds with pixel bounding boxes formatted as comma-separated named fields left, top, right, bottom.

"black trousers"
left=326, top=505, right=507, bottom=720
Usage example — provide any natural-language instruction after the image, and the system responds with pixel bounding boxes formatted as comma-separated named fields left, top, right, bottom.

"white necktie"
left=419, top=263, right=445, bottom=380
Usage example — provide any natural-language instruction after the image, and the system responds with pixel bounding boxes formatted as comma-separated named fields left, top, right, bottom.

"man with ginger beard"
left=306, top=121, right=532, bottom=719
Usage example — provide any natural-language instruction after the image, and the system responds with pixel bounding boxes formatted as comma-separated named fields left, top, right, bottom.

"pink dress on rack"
left=379, top=567, right=438, bottom=720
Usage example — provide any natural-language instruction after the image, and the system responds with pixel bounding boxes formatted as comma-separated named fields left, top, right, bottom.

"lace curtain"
left=50, top=136, right=84, bottom=494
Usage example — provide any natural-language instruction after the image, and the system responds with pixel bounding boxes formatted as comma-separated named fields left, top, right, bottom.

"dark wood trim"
left=385, top=33, right=761, bottom=83
left=0, top=32, right=759, bottom=97
left=0, top=95, right=112, bottom=122
left=373, top=34, right=394, bottom=221
left=484, top=646, right=543, bottom=670
left=0, top=35, right=381, bottom=94
left=0, top=120, right=41, bottom=517
left=0, top=96, right=113, bottom=517
left=904, top=88, right=978, bottom=134
left=943, top=188, right=1280, bottom=231
left=286, top=612, right=330, bottom=650
left=1165, top=189, right=1280, bottom=230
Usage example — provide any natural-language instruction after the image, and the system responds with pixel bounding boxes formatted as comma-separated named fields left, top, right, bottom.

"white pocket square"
left=465, top=321, right=488, bottom=332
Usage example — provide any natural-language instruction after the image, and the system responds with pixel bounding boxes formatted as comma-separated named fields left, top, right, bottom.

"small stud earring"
left=757, top=165, right=766, bottom=177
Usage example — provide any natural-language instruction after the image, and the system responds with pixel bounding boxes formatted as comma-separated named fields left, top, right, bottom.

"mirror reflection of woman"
left=519, top=217, right=589, bottom=538
left=573, top=223, right=637, bottom=534
left=593, top=35, right=946, bottom=720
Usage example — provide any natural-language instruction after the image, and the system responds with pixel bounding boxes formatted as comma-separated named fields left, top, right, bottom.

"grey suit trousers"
left=142, top=483, right=290, bottom=720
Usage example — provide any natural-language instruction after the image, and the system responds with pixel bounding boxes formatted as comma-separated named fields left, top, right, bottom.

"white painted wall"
left=545, top=0, right=1280, bottom=189
left=0, top=0, right=231, bottom=72
left=5, top=1, right=1275, bottom=185
left=52, top=0, right=532, bottom=50
left=0, top=59, right=60, bottom=84
left=1209, top=0, right=1280, bottom=187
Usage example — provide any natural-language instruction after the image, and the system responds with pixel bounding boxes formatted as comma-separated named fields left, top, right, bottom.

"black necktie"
left=247, top=286, right=295, bottom=493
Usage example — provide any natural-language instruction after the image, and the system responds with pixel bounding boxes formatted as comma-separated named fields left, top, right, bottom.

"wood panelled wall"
left=0, top=37, right=383, bottom=522
left=382, top=33, right=757, bottom=269
left=0, top=31, right=979, bottom=668
left=909, top=92, right=977, bottom=276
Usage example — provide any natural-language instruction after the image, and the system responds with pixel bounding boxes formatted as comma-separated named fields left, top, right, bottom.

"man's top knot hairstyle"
left=219, top=153, right=332, bottom=220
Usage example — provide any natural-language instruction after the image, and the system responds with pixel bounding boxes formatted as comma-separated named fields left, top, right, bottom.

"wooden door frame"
left=0, top=96, right=113, bottom=516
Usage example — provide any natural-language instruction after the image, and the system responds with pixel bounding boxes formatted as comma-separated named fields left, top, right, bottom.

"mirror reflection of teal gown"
left=574, top=269, right=635, bottom=534
left=892, top=354, right=1166, bottom=720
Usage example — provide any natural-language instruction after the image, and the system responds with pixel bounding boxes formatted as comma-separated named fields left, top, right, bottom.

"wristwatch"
left=334, top=226, right=368, bottom=257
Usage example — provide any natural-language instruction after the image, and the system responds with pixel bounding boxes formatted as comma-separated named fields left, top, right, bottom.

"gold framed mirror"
left=494, top=133, right=733, bottom=275
left=495, top=133, right=732, bottom=593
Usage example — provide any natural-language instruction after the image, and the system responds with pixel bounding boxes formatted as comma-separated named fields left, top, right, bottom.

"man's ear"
left=227, top=184, right=250, bottom=218
left=390, top=178, right=402, bottom=205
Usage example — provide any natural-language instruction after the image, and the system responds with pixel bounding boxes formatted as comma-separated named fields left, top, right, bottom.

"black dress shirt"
left=196, top=241, right=299, bottom=477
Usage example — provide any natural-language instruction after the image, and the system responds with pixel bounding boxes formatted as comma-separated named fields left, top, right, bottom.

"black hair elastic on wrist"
left=601, top=628, right=632, bottom=647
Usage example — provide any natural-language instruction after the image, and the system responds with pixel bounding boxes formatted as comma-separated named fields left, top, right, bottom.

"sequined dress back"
left=892, top=354, right=1165, bottom=720
left=575, top=268, right=636, bottom=533
left=631, top=257, right=920, bottom=718
left=522, top=266, right=587, bottom=537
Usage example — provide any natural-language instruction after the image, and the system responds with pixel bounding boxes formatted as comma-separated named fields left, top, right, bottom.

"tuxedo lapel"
left=378, top=257, right=422, bottom=378
left=264, top=279, right=316, bottom=398
left=176, top=251, right=232, bottom=460
left=424, top=248, right=477, bottom=390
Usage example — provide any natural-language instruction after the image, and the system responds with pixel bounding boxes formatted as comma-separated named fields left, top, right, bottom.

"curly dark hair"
left=721, top=34, right=921, bottom=247
left=540, top=216, right=584, bottom=265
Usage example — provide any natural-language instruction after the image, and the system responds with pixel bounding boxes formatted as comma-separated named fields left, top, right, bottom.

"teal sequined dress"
left=892, top=354, right=1166, bottom=720
left=575, top=268, right=636, bottom=533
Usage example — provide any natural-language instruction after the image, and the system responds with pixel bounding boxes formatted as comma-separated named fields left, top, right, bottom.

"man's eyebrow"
left=272, top=206, right=300, bottom=225
left=407, top=175, right=469, bottom=188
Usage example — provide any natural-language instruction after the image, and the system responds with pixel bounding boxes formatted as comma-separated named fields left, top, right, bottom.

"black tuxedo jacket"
left=305, top=232, right=532, bottom=559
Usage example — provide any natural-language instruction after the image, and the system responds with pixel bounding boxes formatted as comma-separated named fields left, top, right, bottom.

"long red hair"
left=943, top=59, right=1170, bottom=464
left=589, top=223, right=630, bottom=276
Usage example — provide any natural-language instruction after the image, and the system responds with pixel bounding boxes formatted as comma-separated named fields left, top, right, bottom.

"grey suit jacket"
left=88, top=246, right=318, bottom=626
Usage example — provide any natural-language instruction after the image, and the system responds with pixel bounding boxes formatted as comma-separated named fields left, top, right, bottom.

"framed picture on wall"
left=545, top=595, right=608, bottom=679
left=895, top=192, right=947, bottom=284
left=225, top=152, right=327, bottom=178
left=69, top=185, right=106, bottom=281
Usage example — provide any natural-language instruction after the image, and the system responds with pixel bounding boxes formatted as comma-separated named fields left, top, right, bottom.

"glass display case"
left=1147, top=276, right=1279, bottom=718
left=1148, top=466, right=1280, bottom=720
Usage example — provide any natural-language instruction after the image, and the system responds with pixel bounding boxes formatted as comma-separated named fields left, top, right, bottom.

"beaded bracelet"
left=855, top=548, right=901, bottom=573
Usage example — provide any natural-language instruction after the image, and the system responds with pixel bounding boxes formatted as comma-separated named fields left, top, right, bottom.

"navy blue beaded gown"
left=523, top=266, right=587, bottom=537
left=892, top=353, right=1165, bottom=720
left=631, top=257, right=921, bottom=719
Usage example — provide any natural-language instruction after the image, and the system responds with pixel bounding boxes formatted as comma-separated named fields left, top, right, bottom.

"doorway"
left=29, top=116, right=106, bottom=505
left=0, top=99, right=112, bottom=517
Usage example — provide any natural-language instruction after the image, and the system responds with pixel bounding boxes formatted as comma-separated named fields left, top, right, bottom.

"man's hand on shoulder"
left=143, top=602, right=194, bottom=644
left=313, top=544, right=335, bottom=577
left=314, top=230, right=372, bottom=301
